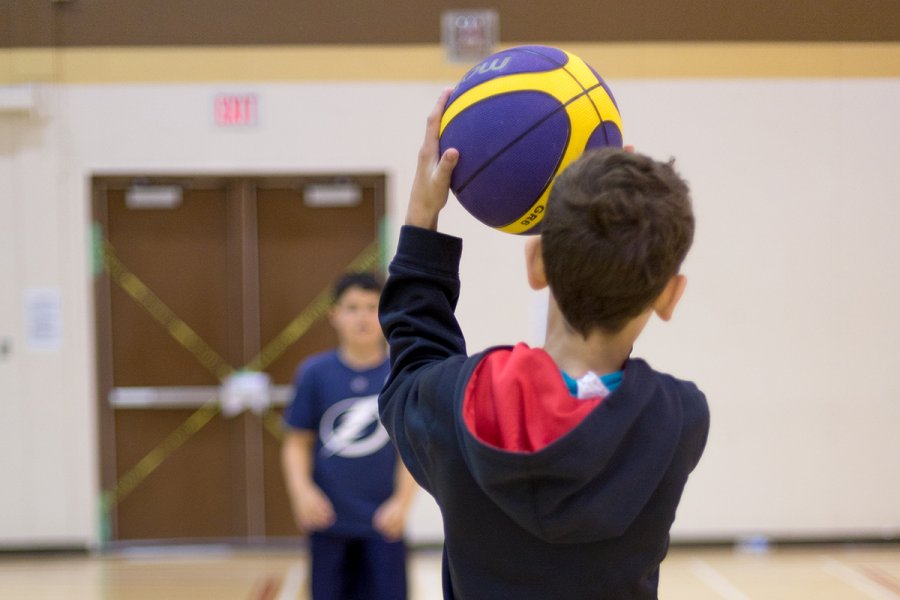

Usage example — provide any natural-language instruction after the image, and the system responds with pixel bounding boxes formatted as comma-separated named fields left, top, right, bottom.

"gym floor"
left=0, top=543, right=898, bottom=599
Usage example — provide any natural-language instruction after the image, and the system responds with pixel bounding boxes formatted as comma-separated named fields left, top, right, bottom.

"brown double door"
left=93, top=174, right=385, bottom=542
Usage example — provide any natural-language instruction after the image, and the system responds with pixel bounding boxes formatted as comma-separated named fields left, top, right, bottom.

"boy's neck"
left=338, top=343, right=386, bottom=370
left=542, top=295, right=651, bottom=377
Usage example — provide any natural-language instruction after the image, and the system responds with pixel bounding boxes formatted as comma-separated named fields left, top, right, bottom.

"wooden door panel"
left=263, top=433, right=295, bottom=537
left=256, top=179, right=384, bottom=385
left=107, top=188, right=231, bottom=386
left=256, top=178, right=385, bottom=536
left=114, top=410, right=248, bottom=540
left=103, top=184, right=241, bottom=541
left=96, top=174, right=385, bottom=543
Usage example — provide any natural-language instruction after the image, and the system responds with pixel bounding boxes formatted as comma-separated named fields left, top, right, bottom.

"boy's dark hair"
left=541, top=148, right=695, bottom=335
left=333, top=272, right=383, bottom=303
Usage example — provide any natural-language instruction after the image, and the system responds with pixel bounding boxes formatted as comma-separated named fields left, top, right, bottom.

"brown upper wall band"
left=3, top=0, right=899, bottom=48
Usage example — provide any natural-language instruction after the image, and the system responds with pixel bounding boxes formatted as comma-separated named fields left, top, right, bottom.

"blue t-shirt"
left=283, top=350, right=394, bottom=538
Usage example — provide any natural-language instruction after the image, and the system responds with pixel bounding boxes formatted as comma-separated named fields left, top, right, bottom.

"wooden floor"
left=0, top=544, right=898, bottom=599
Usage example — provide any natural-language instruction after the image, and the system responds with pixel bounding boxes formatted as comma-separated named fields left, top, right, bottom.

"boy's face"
left=329, top=287, right=383, bottom=348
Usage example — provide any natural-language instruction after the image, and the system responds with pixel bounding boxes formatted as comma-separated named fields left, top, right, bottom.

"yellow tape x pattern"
left=101, top=238, right=381, bottom=508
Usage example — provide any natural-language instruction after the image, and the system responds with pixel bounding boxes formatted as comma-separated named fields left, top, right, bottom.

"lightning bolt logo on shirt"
left=319, top=394, right=391, bottom=458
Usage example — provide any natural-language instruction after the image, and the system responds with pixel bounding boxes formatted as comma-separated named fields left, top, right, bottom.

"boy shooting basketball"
left=377, top=91, right=709, bottom=599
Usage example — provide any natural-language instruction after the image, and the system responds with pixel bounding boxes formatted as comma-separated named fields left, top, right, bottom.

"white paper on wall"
left=24, top=287, right=63, bottom=353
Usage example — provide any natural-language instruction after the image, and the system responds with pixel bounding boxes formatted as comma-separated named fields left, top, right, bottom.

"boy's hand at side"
left=282, top=430, right=336, bottom=534
left=372, top=459, right=417, bottom=542
left=372, top=494, right=411, bottom=542
left=291, top=483, right=336, bottom=534
left=406, top=88, right=460, bottom=231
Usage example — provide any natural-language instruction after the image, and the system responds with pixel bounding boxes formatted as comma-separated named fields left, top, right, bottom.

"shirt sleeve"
left=378, top=225, right=466, bottom=378
left=283, top=359, right=318, bottom=431
left=377, top=226, right=469, bottom=491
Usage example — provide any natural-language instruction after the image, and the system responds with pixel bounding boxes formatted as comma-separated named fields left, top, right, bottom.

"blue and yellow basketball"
left=439, top=45, right=623, bottom=235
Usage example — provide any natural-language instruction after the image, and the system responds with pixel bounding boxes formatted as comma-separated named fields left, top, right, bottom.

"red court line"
left=250, top=574, right=281, bottom=600
left=857, top=565, right=900, bottom=595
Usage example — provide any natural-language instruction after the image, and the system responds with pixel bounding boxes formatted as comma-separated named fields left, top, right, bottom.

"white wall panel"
left=0, top=117, right=28, bottom=542
left=0, top=78, right=897, bottom=547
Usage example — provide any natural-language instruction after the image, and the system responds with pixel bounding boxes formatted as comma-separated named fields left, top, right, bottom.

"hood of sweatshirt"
left=458, top=343, right=684, bottom=544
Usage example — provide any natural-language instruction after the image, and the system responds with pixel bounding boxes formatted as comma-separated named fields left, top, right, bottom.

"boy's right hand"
left=405, top=88, right=460, bottom=231
left=291, top=484, right=336, bottom=534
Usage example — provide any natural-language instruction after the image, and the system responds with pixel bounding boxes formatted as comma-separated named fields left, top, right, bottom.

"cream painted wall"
left=1, top=97, right=98, bottom=546
left=0, top=118, right=26, bottom=541
left=0, top=78, right=898, bottom=547
left=622, top=80, right=900, bottom=538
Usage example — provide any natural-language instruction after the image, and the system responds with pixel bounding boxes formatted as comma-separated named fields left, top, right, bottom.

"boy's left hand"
left=405, top=88, right=460, bottom=231
left=372, top=494, right=410, bottom=542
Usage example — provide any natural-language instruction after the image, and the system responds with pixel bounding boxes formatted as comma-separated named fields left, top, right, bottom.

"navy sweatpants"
left=310, top=533, right=407, bottom=600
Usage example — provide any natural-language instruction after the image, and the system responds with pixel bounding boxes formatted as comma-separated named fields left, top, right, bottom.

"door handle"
left=109, top=385, right=293, bottom=408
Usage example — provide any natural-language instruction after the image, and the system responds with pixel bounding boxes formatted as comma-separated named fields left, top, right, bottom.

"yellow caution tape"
left=103, top=242, right=234, bottom=381
left=101, top=239, right=382, bottom=511
left=245, top=241, right=381, bottom=372
left=262, top=410, right=285, bottom=441
left=103, top=403, right=220, bottom=507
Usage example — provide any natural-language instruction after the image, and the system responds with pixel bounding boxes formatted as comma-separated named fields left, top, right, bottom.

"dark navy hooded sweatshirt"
left=379, top=226, right=710, bottom=600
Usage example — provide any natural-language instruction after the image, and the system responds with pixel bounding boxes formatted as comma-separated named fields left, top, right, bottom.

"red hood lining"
left=462, top=343, right=603, bottom=453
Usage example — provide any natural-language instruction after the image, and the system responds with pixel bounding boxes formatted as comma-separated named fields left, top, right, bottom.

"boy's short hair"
left=541, top=148, right=695, bottom=335
left=333, top=272, right=383, bottom=303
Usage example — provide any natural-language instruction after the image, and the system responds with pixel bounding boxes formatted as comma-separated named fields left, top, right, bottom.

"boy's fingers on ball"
left=426, top=90, right=451, bottom=134
left=423, top=88, right=453, bottom=147
left=441, top=148, right=459, bottom=166
left=436, top=87, right=453, bottom=110
left=435, top=149, right=459, bottom=184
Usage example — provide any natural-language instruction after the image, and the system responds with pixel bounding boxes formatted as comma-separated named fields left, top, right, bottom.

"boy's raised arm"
left=377, top=92, right=470, bottom=489
left=405, top=88, right=459, bottom=231
left=380, top=88, right=466, bottom=373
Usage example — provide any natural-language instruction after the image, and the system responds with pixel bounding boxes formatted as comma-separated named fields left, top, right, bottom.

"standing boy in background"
left=282, top=273, right=416, bottom=600
left=378, top=91, right=710, bottom=599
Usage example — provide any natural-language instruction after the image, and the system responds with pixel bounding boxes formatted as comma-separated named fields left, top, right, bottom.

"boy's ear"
left=524, top=237, right=548, bottom=290
left=653, top=274, right=687, bottom=322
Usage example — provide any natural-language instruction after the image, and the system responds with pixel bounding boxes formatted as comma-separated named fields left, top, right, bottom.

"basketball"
left=439, top=45, right=623, bottom=235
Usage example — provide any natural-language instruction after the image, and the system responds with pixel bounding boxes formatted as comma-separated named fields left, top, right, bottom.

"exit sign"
left=214, top=93, right=258, bottom=127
